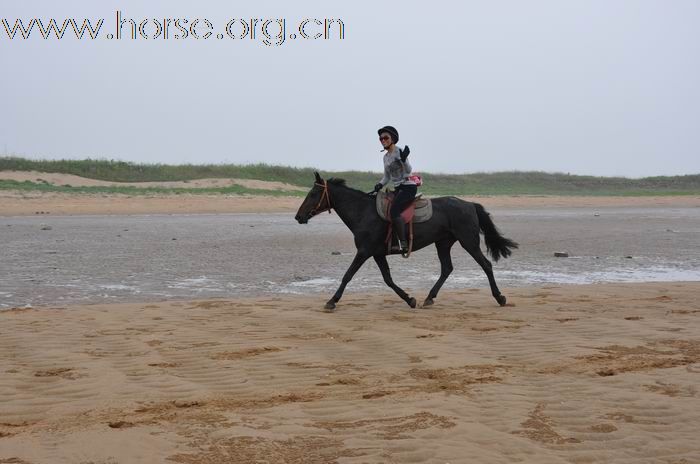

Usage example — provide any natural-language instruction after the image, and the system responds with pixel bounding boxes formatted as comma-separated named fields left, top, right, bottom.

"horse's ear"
left=314, top=171, right=322, bottom=183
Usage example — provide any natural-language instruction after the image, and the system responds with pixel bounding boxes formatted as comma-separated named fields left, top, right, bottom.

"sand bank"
left=2, top=190, right=699, bottom=216
left=0, top=170, right=307, bottom=191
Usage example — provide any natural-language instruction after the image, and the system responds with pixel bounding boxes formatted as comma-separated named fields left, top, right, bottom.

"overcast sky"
left=2, top=0, right=699, bottom=177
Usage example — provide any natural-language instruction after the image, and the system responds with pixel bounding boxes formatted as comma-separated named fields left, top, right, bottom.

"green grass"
left=1, top=156, right=699, bottom=196
left=0, top=157, right=316, bottom=185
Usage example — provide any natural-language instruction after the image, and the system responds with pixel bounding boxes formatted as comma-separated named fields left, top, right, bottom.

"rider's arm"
left=403, top=158, right=412, bottom=175
left=378, top=162, right=390, bottom=187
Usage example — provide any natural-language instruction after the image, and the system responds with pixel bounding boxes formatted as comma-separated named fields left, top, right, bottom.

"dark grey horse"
left=295, top=172, right=518, bottom=311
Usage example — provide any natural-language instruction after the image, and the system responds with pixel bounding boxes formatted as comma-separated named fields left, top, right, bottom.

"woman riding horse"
left=371, top=125, right=416, bottom=254
left=294, top=126, right=518, bottom=311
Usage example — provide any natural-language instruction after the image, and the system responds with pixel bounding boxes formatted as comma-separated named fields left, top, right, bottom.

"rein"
left=310, top=180, right=333, bottom=216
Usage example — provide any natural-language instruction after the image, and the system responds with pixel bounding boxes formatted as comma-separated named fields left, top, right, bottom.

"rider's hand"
left=400, top=145, right=410, bottom=162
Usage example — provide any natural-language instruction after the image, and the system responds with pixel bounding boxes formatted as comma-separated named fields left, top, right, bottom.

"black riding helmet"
left=377, top=125, right=399, bottom=144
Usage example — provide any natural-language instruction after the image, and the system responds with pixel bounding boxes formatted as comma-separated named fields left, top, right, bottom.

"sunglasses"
left=379, top=135, right=391, bottom=141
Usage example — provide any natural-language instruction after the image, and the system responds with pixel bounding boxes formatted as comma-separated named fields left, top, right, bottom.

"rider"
left=372, top=125, right=417, bottom=254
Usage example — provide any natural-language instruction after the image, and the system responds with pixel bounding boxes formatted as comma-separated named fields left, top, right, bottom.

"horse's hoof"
left=496, top=295, right=507, bottom=307
left=408, top=297, right=417, bottom=309
left=423, top=298, right=434, bottom=307
left=324, top=301, right=336, bottom=311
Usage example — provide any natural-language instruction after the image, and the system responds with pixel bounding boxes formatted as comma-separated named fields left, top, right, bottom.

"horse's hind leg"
left=460, top=238, right=507, bottom=307
left=373, top=255, right=417, bottom=308
left=424, top=239, right=456, bottom=307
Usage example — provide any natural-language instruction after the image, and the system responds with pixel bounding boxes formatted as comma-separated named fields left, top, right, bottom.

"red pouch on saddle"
left=407, top=174, right=422, bottom=186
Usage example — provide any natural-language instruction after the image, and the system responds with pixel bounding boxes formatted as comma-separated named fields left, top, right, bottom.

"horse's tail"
left=474, top=203, right=519, bottom=262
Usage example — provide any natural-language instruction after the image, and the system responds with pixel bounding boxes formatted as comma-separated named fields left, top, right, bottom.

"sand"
left=1, top=169, right=699, bottom=216
left=0, top=170, right=307, bottom=192
left=1, top=189, right=699, bottom=217
left=1, top=282, right=699, bottom=463
left=0, top=191, right=302, bottom=216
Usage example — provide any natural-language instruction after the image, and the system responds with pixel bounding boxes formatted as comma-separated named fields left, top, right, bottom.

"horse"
left=294, top=172, right=518, bottom=311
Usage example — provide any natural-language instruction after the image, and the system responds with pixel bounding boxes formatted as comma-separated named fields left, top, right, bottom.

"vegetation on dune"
left=0, top=179, right=302, bottom=197
left=1, top=157, right=698, bottom=196
left=0, top=157, right=314, bottom=186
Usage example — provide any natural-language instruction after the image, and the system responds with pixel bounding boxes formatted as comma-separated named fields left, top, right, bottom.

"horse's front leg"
left=373, top=255, right=417, bottom=308
left=324, top=252, right=370, bottom=311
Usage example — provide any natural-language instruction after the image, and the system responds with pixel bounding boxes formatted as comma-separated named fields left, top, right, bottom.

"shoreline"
left=2, top=190, right=699, bottom=216
left=1, top=281, right=699, bottom=463
left=3, top=279, right=699, bottom=313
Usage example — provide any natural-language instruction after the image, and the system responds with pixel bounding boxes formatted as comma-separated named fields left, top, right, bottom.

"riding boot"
left=391, top=217, right=408, bottom=253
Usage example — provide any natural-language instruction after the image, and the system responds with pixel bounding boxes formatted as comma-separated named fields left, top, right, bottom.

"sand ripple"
left=1, top=282, right=699, bottom=463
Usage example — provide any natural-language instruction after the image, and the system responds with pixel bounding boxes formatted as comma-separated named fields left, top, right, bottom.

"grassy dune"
left=1, top=157, right=699, bottom=196
left=0, top=179, right=297, bottom=197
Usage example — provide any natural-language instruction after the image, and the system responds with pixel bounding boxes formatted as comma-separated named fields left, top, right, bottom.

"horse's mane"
left=327, top=177, right=346, bottom=186
left=327, top=177, right=367, bottom=196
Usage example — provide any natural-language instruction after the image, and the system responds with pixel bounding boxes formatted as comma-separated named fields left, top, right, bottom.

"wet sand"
left=1, top=282, right=699, bottom=463
left=2, top=208, right=699, bottom=309
left=1, top=190, right=700, bottom=216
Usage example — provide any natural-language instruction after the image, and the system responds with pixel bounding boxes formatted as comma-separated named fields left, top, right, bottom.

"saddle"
left=375, top=191, right=433, bottom=257
left=375, top=191, right=433, bottom=223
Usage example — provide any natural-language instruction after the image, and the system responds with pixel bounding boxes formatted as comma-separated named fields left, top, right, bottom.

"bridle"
left=309, top=180, right=333, bottom=217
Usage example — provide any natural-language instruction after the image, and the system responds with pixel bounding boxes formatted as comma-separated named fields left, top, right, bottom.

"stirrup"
left=399, top=240, right=409, bottom=258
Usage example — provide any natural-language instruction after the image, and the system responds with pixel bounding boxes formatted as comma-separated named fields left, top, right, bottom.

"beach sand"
left=2, top=190, right=699, bottom=216
left=0, top=170, right=308, bottom=192
left=1, top=170, right=699, bottom=216
left=1, top=282, right=699, bottom=463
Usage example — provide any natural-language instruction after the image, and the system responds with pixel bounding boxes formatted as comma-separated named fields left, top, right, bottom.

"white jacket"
left=378, top=145, right=415, bottom=188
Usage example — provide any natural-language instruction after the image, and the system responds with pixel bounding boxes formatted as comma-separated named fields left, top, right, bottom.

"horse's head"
left=295, top=171, right=332, bottom=224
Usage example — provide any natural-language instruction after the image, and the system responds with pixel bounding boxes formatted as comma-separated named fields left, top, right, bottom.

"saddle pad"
left=376, top=191, right=433, bottom=223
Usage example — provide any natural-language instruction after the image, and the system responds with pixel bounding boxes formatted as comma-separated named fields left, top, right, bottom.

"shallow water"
left=1, top=206, right=699, bottom=308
